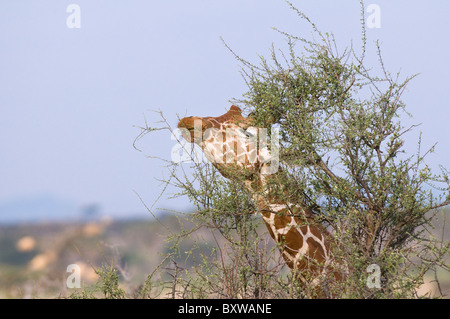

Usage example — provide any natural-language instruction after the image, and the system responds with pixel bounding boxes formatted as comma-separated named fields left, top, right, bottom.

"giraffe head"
left=177, top=105, right=276, bottom=187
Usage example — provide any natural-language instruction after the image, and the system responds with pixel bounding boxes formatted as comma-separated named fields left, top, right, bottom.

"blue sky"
left=0, top=1, right=449, bottom=220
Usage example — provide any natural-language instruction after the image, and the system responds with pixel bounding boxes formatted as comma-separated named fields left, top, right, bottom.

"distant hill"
left=0, top=193, right=170, bottom=225
left=0, top=194, right=80, bottom=224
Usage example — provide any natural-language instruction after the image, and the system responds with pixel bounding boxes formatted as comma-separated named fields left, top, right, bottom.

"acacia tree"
left=137, top=2, right=449, bottom=299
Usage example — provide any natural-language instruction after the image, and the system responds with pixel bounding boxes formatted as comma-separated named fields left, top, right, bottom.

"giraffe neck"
left=248, top=170, right=336, bottom=286
left=258, top=199, right=332, bottom=274
left=199, top=122, right=260, bottom=178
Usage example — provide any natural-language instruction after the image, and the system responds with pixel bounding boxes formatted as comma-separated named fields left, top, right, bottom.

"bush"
left=135, top=1, right=449, bottom=299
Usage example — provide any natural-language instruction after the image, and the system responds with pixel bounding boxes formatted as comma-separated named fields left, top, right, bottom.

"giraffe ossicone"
left=178, top=105, right=343, bottom=297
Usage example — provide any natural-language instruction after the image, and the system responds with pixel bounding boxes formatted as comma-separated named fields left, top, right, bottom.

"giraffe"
left=177, top=105, right=343, bottom=297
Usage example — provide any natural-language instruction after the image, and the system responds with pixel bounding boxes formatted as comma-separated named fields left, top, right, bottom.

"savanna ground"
left=0, top=208, right=448, bottom=299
